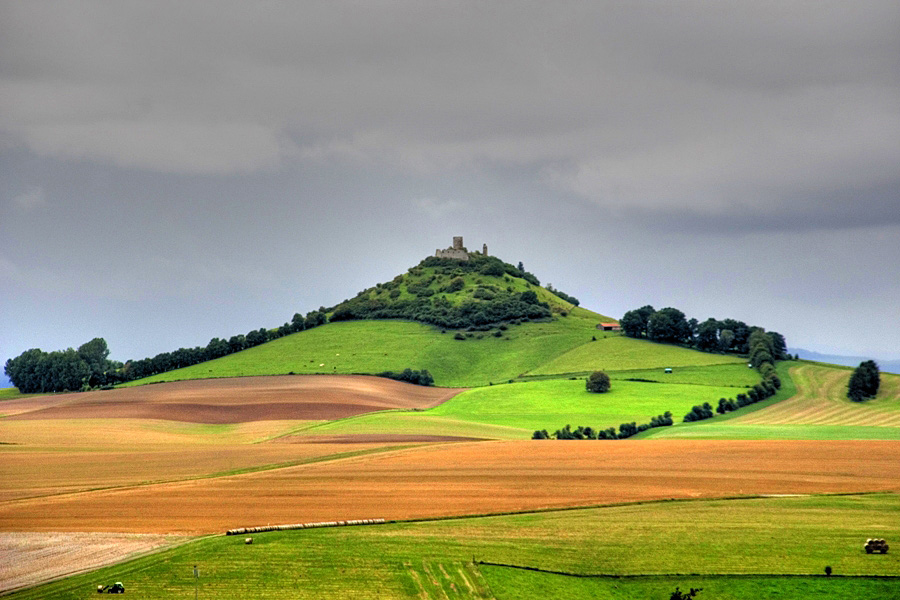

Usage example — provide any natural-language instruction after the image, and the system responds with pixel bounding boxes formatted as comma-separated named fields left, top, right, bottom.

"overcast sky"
left=2, top=1, right=899, bottom=376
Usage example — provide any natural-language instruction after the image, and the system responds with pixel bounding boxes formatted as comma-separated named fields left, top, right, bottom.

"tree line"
left=682, top=329, right=783, bottom=422
left=619, top=305, right=787, bottom=361
left=4, top=309, right=329, bottom=393
left=532, top=412, right=674, bottom=440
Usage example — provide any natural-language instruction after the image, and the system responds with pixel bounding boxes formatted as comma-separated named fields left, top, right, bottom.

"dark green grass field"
left=11, top=494, right=899, bottom=599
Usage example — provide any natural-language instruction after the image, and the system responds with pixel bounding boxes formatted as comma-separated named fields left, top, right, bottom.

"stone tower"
left=483, top=243, right=488, bottom=256
left=435, top=236, right=471, bottom=261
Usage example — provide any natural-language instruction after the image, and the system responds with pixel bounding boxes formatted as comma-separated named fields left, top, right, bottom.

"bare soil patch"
left=2, top=440, right=898, bottom=534
left=282, top=434, right=488, bottom=443
left=0, top=532, right=183, bottom=593
left=3, top=375, right=463, bottom=423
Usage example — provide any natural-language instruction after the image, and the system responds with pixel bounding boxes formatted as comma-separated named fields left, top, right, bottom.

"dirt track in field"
left=2, top=375, right=463, bottom=423
left=2, top=440, right=898, bottom=534
left=0, top=532, right=183, bottom=593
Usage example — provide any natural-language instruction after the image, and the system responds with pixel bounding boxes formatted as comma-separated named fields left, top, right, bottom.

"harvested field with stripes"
left=735, top=365, right=900, bottom=427
left=0, top=438, right=403, bottom=503
left=2, top=440, right=899, bottom=534
left=0, top=532, right=183, bottom=594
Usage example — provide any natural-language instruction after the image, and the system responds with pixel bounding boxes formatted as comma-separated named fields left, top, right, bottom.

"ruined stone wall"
left=435, top=247, right=470, bottom=261
left=435, top=236, right=471, bottom=261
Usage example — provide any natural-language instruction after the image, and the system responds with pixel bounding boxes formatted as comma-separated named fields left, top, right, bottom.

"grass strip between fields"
left=476, top=560, right=900, bottom=579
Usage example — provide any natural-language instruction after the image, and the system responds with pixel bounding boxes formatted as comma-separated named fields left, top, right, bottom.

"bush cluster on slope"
left=376, top=368, right=435, bottom=386
left=328, top=254, right=567, bottom=329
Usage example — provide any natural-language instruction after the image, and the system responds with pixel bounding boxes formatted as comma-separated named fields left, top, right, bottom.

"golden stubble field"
left=3, top=439, right=899, bottom=534
left=3, top=376, right=900, bottom=535
left=0, top=375, right=463, bottom=503
left=4, top=374, right=900, bottom=592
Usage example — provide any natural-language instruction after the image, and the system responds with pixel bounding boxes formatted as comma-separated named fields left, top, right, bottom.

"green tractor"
left=97, top=582, right=125, bottom=593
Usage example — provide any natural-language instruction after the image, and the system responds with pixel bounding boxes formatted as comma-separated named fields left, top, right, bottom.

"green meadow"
left=530, top=335, right=745, bottom=376
left=0, top=387, right=30, bottom=400
left=309, top=378, right=742, bottom=438
left=605, top=363, right=762, bottom=387
left=11, top=494, right=900, bottom=599
left=122, top=308, right=619, bottom=388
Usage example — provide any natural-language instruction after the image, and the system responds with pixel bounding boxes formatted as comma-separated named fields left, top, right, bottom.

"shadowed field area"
left=1, top=440, right=898, bottom=534
left=2, top=375, right=462, bottom=424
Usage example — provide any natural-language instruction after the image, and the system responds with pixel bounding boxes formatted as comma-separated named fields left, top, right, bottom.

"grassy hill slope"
left=123, top=308, right=623, bottom=388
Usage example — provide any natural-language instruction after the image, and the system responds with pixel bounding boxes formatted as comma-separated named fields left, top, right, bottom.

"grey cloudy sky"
left=2, top=1, right=899, bottom=373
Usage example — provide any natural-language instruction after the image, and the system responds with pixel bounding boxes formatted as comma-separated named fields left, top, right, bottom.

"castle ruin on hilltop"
left=435, top=236, right=488, bottom=261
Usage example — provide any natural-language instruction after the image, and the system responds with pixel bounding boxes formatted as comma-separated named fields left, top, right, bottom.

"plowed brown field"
left=2, top=440, right=898, bottom=534
left=2, top=375, right=462, bottom=423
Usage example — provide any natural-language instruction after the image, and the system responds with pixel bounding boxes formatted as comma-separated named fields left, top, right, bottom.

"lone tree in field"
left=848, top=360, right=880, bottom=402
left=586, top=370, right=611, bottom=393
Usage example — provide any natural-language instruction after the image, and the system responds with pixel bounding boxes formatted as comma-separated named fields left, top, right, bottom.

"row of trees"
left=619, top=305, right=787, bottom=359
left=5, top=309, right=331, bottom=392
left=684, top=331, right=783, bottom=422
left=848, top=360, right=880, bottom=401
left=4, top=338, right=119, bottom=393
left=532, top=412, right=674, bottom=440
left=544, top=283, right=579, bottom=306
left=120, top=309, right=328, bottom=383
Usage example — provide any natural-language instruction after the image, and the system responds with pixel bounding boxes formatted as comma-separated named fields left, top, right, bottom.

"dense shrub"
left=683, top=402, right=714, bottom=422
left=377, top=368, right=435, bottom=386
left=585, top=371, right=611, bottom=393
left=848, top=360, right=880, bottom=401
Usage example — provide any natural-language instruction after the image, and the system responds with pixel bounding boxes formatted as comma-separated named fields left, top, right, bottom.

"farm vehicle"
left=97, top=582, right=125, bottom=593
left=864, top=539, right=889, bottom=554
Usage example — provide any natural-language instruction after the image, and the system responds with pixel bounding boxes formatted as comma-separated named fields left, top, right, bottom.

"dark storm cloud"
left=2, top=1, right=899, bottom=364
left=2, top=1, right=898, bottom=229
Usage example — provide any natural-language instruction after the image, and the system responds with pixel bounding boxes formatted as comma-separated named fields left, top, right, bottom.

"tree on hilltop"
left=621, top=305, right=655, bottom=338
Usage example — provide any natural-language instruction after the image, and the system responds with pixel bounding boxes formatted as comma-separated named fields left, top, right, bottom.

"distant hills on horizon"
left=790, top=348, right=900, bottom=375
